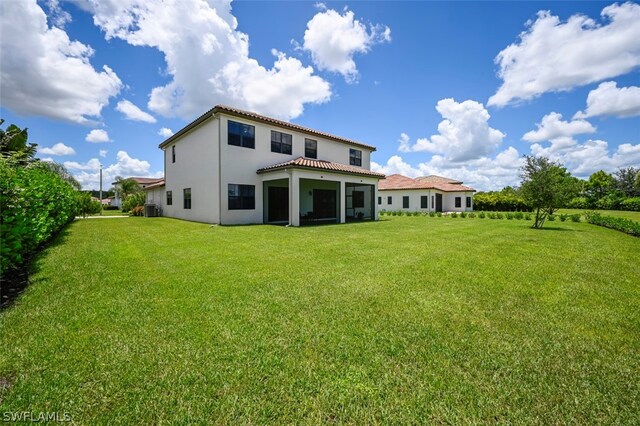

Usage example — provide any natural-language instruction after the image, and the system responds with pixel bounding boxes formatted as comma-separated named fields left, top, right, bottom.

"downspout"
left=216, top=112, right=222, bottom=225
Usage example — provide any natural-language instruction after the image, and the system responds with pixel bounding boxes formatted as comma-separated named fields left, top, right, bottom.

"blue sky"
left=1, top=0, right=638, bottom=190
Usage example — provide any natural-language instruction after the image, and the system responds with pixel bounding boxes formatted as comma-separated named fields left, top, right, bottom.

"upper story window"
left=171, top=145, right=175, bottom=163
left=228, top=120, right=255, bottom=149
left=305, top=138, right=317, bottom=159
left=271, top=131, right=292, bottom=155
left=349, top=149, right=362, bottom=166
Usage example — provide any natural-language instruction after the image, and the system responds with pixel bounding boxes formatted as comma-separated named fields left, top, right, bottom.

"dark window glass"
left=349, top=148, right=362, bottom=166
left=378, top=196, right=382, bottom=205
left=171, top=146, right=175, bottom=163
left=228, top=120, right=255, bottom=149
left=353, top=191, right=364, bottom=208
left=183, top=188, right=191, bottom=209
left=271, top=130, right=292, bottom=154
left=167, top=191, right=173, bottom=206
left=387, top=196, right=392, bottom=204
left=421, top=195, right=428, bottom=209
left=455, top=197, right=461, bottom=208
left=432, top=195, right=435, bottom=207
left=403, top=196, right=410, bottom=208
left=228, top=184, right=255, bottom=210
left=466, top=196, right=472, bottom=208
left=305, top=138, right=317, bottom=159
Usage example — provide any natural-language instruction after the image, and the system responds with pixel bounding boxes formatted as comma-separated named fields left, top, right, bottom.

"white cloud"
left=314, top=2, right=327, bottom=11
left=302, top=8, right=391, bottom=82
left=99, top=149, right=107, bottom=157
left=489, top=2, right=640, bottom=107
left=397, top=133, right=412, bottom=153
left=85, top=0, right=330, bottom=121
left=158, top=127, right=174, bottom=138
left=399, top=99, right=505, bottom=162
left=69, top=150, right=162, bottom=189
left=39, top=142, right=76, bottom=156
left=574, top=81, right=640, bottom=119
left=522, top=112, right=596, bottom=142
left=531, top=138, right=640, bottom=177
left=0, top=0, right=122, bottom=124
left=85, top=129, right=111, bottom=143
left=372, top=146, right=524, bottom=191
left=116, top=99, right=156, bottom=123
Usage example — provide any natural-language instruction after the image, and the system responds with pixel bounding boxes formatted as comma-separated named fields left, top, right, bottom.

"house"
left=378, top=174, right=475, bottom=212
left=145, top=105, right=385, bottom=225
left=112, top=177, right=164, bottom=208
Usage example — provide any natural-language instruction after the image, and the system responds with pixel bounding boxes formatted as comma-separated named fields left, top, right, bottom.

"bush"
left=122, top=192, right=146, bottom=213
left=571, top=214, right=581, bottom=222
left=515, top=212, right=524, bottom=220
left=478, top=211, right=486, bottom=219
left=620, top=197, right=640, bottom=211
left=103, top=205, right=119, bottom=211
left=584, top=211, right=640, bottom=237
left=436, top=212, right=442, bottom=217
left=567, top=196, right=590, bottom=209
left=496, top=213, right=504, bottom=219
left=460, top=212, right=467, bottom=218
left=548, top=214, right=556, bottom=221
left=429, top=211, right=436, bottom=217
left=506, top=212, right=514, bottom=220
left=524, top=213, right=532, bottom=220
left=450, top=212, right=458, bottom=218
left=1, top=157, right=78, bottom=276
left=559, top=214, right=568, bottom=222
left=595, top=195, right=622, bottom=210
left=76, top=192, right=102, bottom=217
left=488, top=212, right=496, bottom=219
left=468, top=212, right=475, bottom=218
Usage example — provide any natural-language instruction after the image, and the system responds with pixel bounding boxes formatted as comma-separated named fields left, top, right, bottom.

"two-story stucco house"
left=144, top=105, right=385, bottom=226
left=378, top=174, right=475, bottom=213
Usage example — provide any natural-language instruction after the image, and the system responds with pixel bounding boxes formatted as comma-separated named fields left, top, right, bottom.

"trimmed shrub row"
left=379, top=211, right=540, bottom=221
left=568, top=196, right=640, bottom=211
left=584, top=211, right=640, bottom=237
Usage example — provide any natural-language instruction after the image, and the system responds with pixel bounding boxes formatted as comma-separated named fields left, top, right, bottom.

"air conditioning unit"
left=144, top=203, right=158, bottom=217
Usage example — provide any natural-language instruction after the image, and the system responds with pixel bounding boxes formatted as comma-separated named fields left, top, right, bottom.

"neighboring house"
left=378, top=174, right=475, bottom=212
left=101, top=196, right=115, bottom=206
left=112, top=177, right=164, bottom=208
left=145, top=105, right=384, bottom=225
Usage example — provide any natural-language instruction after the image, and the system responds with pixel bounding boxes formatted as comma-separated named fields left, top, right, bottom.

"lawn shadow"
left=0, top=222, right=74, bottom=311
left=533, top=226, right=582, bottom=232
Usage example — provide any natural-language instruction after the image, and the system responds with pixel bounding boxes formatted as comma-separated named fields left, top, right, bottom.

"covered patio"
left=257, top=157, right=384, bottom=226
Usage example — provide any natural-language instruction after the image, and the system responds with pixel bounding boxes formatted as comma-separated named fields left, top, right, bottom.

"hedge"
left=584, top=211, right=640, bottom=237
left=0, top=157, right=78, bottom=276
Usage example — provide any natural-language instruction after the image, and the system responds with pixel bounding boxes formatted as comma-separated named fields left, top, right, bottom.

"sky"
left=1, top=0, right=639, bottom=191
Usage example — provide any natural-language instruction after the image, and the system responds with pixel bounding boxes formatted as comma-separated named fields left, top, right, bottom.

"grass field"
left=1, top=217, right=638, bottom=424
left=556, top=208, right=640, bottom=221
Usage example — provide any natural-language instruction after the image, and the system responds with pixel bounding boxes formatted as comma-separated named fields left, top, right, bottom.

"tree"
left=0, top=119, right=37, bottom=162
left=114, top=177, right=141, bottom=201
left=615, top=167, right=640, bottom=197
left=520, top=156, right=578, bottom=229
left=76, top=192, right=101, bottom=218
left=586, top=170, right=616, bottom=201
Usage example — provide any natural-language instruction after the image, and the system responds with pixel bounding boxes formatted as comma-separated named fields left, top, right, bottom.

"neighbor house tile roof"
left=415, top=175, right=463, bottom=185
left=142, top=180, right=165, bottom=190
left=379, top=174, right=475, bottom=192
left=257, top=157, right=385, bottom=178
left=159, top=105, right=376, bottom=151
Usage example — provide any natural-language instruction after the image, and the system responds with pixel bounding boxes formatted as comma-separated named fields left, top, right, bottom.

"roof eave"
left=257, top=164, right=384, bottom=179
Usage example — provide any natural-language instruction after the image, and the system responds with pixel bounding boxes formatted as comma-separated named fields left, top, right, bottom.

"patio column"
left=339, top=181, right=346, bottom=224
left=289, top=170, right=300, bottom=226
left=373, top=182, right=379, bottom=221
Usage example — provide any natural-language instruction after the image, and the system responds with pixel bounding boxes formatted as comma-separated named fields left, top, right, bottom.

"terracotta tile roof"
left=379, top=174, right=475, bottom=192
left=415, top=175, right=463, bottom=185
left=159, top=105, right=376, bottom=151
left=142, top=180, right=165, bottom=190
left=257, top=157, right=385, bottom=178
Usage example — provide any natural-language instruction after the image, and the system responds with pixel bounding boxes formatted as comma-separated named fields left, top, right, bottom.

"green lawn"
left=1, top=217, right=638, bottom=424
left=89, top=209, right=125, bottom=216
left=557, top=208, right=640, bottom=221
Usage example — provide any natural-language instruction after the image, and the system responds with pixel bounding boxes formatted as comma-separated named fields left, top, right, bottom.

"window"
left=432, top=195, right=435, bottom=207
left=166, top=191, right=173, bottom=206
left=305, top=138, right=317, bottom=159
left=352, top=191, right=364, bottom=208
left=183, top=188, right=191, bottom=209
left=228, top=184, right=255, bottom=210
left=378, top=196, right=382, bottom=205
left=271, top=130, right=292, bottom=154
left=455, top=197, right=461, bottom=208
left=171, top=145, right=175, bottom=163
left=228, top=120, right=255, bottom=149
left=387, top=196, right=392, bottom=204
left=349, top=149, right=362, bottom=166
left=421, top=196, right=428, bottom=209
left=466, top=197, right=472, bottom=208
left=403, top=196, right=409, bottom=209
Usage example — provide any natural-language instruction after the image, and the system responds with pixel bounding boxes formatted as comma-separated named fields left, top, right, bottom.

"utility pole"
left=99, top=165, right=103, bottom=216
